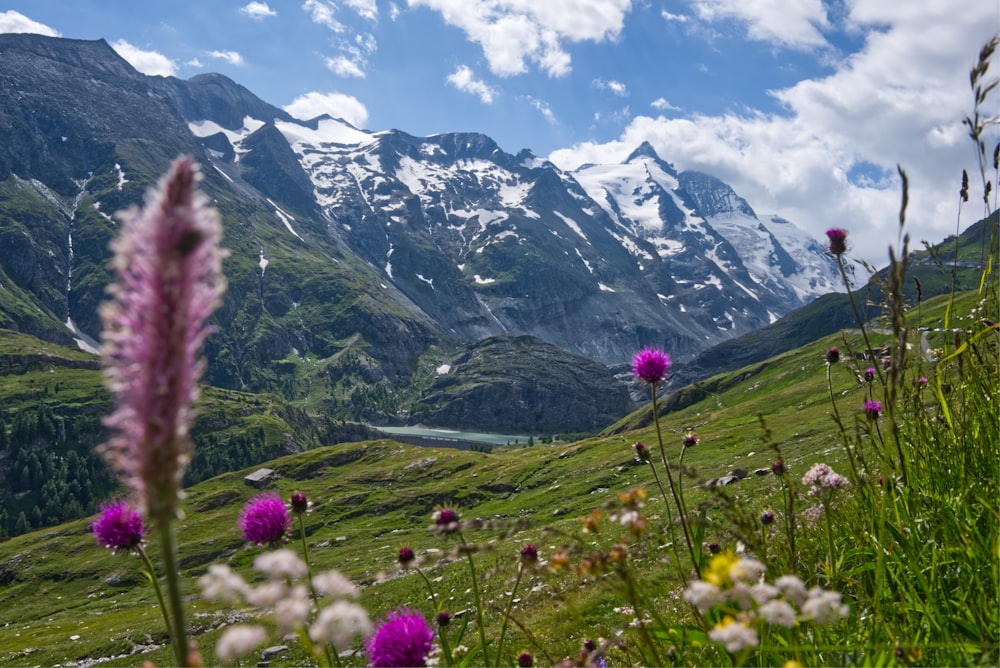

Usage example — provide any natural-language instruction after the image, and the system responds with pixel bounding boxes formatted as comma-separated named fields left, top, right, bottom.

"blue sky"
left=2, top=1, right=997, bottom=266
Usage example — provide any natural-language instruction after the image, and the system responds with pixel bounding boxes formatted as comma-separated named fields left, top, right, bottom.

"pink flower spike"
left=98, top=156, right=227, bottom=524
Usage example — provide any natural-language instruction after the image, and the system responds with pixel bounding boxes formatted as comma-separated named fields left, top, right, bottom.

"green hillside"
left=0, top=284, right=993, bottom=666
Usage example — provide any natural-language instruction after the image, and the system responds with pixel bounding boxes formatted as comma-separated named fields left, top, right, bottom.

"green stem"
left=297, top=515, right=338, bottom=668
left=494, top=562, right=525, bottom=665
left=459, top=532, right=490, bottom=666
left=651, top=385, right=697, bottom=577
left=646, top=460, right=688, bottom=586
left=823, top=500, right=838, bottom=585
left=156, top=519, right=189, bottom=666
left=137, top=546, right=172, bottom=646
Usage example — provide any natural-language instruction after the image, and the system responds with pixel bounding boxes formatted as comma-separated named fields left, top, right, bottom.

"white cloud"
left=208, top=50, right=245, bottom=66
left=661, top=10, right=689, bottom=23
left=651, top=97, right=680, bottom=112
left=303, top=0, right=344, bottom=32
left=283, top=91, right=369, bottom=128
left=345, top=0, right=378, bottom=22
left=408, top=0, right=632, bottom=77
left=240, top=2, right=277, bottom=20
left=110, top=39, right=177, bottom=77
left=550, top=1, right=999, bottom=267
left=525, top=96, right=557, bottom=124
left=326, top=56, right=365, bottom=77
left=447, top=65, right=498, bottom=104
left=593, top=78, right=628, bottom=96
left=0, top=10, right=60, bottom=36
left=690, top=0, right=831, bottom=50
left=186, top=58, right=204, bottom=68
left=389, top=3, right=402, bottom=20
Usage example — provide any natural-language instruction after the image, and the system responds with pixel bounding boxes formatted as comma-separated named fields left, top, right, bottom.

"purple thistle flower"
left=517, top=652, right=534, bottom=667
left=92, top=500, right=146, bottom=554
left=634, top=441, right=651, bottom=462
left=760, top=510, right=775, bottom=526
left=520, top=543, right=539, bottom=565
left=683, top=432, right=699, bottom=447
left=826, top=228, right=848, bottom=255
left=290, top=491, right=308, bottom=515
left=771, top=460, right=786, bottom=476
left=436, top=611, right=451, bottom=627
left=826, top=347, right=840, bottom=364
left=632, top=347, right=671, bottom=385
left=432, top=507, right=460, bottom=533
left=365, top=608, right=435, bottom=668
left=98, top=157, right=227, bottom=524
left=398, top=546, right=415, bottom=567
left=864, top=399, right=882, bottom=419
left=239, top=493, right=290, bottom=545
left=863, top=367, right=876, bottom=382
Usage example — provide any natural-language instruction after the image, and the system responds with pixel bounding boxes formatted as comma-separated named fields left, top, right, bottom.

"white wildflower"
left=198, top=564, right=248, bottom=604
left=757, top=599, right=796, bottom=628
left=313, top=569, right=360, bottom=600
left=216, top=624, right=266, bottom=665
left=731, top=557, right=766, bottom=583
left=801, top=587, right=849, bottom=624
left=774, top=575, right=808, bottom=607
left=254, top=548, right=307, bottom=581
left=309, top=599, right=372, bottom=648
left=708, top=616, right=759, bottom=653
left=247, top=581, right=288, bottom=608
left=273, top=585, right=312, bottom=634
left=682, top=580, right=724, bottom=613
left=728, top=582, right=755, bottom=611
left=750, top=582, right=779, bottom=605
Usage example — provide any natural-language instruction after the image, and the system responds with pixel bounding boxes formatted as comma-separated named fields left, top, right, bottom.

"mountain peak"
left=625, top=141, right=678, bottom=177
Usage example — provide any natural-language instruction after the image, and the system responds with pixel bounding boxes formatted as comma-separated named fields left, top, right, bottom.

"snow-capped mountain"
left=0, top=33, right=844, bottom=429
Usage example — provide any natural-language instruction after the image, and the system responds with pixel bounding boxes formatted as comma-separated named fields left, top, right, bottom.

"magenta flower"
left=290, top=491, right=308, bottom=515
left=632, top=347, right=671, bottom=385
left=520, top=543, right=539, bottom=565
left=365, top=608, right=435, bottom=667
left=98, top=157, right=227, bottom=524
left=683, top=432, right=699, bottom=447
left=826, top=228, right=848, bottom=255
left=239, top=493, right=290, bottom=545
left=634, top=441, right=651, bottom=462
left=92, top=500, right=146, bottom=554
left=432, top=507, right=460, bottom=533
left=826, top=347, right=840, bottom=364
left=398, top=546, right=415, bottom=566
left=863, top=367, right=876, bottom=382
left=864, top=399, right=882, bottom=419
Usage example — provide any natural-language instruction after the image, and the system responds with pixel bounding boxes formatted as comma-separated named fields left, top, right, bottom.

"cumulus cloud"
left=447, top=65, right=498, bottom=104
left=208, top=50, right=245, bottom=66
left=239, top=2, right=277, bottom=20
left=283, top=91, right=369, bottom=128
left=593, top=78, right=628, bottom=96
left=690, top=0, right=831, bottom=50
left=409, top=0, right=632, bottom=77
left=111, top=39, right=177, bottom=77
left=0, top=10, right=60, bottom=36
left=550, top=1, right=998, bottom=266
left=344, top=0, right=378, bottom=22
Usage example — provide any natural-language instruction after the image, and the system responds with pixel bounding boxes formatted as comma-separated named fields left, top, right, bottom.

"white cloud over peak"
left=111, top=39, right=177, bottom=77
left=550, top=1, right=998, bottom=266
left=240, top=2, right=277, bottom=20
left=209, top=50, right=245, bottom=66
left=690, top=0, right=831, bottom=51
left=284, top=91, right=369, bottom=128
left=447, top=65, right=497, bottom=104
left=408, top=0, right=632, bottom=77
left=0, top=10, right=60, bottom=36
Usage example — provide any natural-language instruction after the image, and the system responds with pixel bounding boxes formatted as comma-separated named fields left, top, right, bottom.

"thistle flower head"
left=760, top=510, right=775, bottom=525
left=436, top=611, right=451, bottom=627
left=432, top=507, right=460, bottom=533
left=633, top=441, right=651, bottom=462
left=771, top=460, right=786, bottom=476
left=863, top=367, right=876, bottom=382
left=98, top=156, right=227, bottom=524
left=398, top=546, right=415, bottom=567
left=825, top=347, right=840, bottom=364
left=520, top=543, right=539, bottom=565
left=239, top=493, right=290, bottom=545
left=864, top=399, right=882, bottom=419
left=517, top=652, right=534, bottom=667
left=290, top=491, right=308, bottom=514
left=825, top=228, right=848, bottom=255
left=91, top=500, right=146, bottom=554
left=683, top=432, right=699, bottom=447
left=631, top=347, right=671, bottom=385
left=365, top=608, right=435, bottom=668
